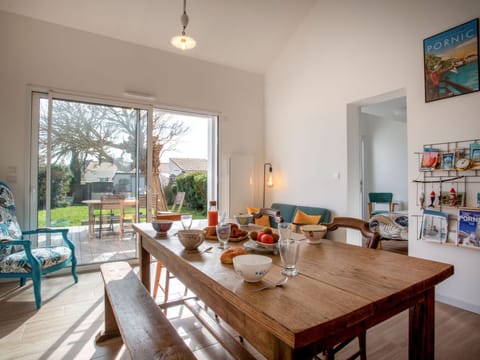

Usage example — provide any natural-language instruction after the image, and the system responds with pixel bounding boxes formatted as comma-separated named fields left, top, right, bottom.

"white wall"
left=0, top=11, right=265, bottom=223
left=265, top=0, right=480, bottom=312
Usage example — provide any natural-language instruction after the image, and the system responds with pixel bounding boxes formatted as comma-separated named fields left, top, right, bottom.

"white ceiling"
left=0, top=0, right=317, bottom=74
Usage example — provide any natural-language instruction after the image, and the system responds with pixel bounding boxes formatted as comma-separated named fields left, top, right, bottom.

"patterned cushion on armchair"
left=0, top=246, right=73, bottom=273
left=0, top=181, right=78, bottom=309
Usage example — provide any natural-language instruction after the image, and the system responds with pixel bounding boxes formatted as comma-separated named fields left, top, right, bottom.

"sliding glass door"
left=29, top=91, right=218, bottom=267
left=30, top=92, right=149, bottom=265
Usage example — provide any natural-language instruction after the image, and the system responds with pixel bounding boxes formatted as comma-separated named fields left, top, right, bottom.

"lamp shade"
left=171, top=35, right=196, bottom=50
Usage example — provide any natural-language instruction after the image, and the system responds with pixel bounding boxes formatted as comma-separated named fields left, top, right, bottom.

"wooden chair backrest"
left=323, top=216, right=380, bottom=249
left=368, top=192, right=394, bottom=217
left=100, top=194, right=125, bottom=210
left=171, top=192, right=185, bottom=212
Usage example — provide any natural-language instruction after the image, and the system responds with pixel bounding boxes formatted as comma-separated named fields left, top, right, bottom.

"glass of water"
left=181, top=214, right=193, bottom=230
left=279, top=238, right=300, bottom=276
left=216, top=223, right=231, bottom=249
left=278, top=222, right=292, bottom=240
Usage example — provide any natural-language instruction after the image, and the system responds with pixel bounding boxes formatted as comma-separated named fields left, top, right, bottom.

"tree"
left=39, top=100, right=189, bottom=195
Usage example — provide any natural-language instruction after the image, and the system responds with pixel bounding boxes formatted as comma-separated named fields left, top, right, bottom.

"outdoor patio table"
left=133, top=223, right=453, bottom=360
left=83, top=199, right=136, bottom=237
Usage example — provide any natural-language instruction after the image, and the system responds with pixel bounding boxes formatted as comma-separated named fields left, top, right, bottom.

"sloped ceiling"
left=0, top=0, right=317, bottom=74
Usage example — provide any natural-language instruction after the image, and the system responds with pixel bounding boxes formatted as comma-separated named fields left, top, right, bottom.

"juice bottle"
left=207, top=200, right=218, bottom=226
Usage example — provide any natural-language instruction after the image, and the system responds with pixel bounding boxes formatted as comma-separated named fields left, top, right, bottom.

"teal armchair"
left=0, top=181, right=78, bottom=309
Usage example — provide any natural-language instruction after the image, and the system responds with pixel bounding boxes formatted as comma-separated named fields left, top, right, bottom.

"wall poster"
left=424, top=18, right=479, bottom=102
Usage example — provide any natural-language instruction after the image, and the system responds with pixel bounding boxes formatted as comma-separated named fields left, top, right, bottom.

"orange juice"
left=208, top=210, right=218, bottom=226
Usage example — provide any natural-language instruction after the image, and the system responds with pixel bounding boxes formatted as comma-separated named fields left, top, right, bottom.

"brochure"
left=420, top=209, right=448, bottom=243
left=457, top=208, right=480, bottom=248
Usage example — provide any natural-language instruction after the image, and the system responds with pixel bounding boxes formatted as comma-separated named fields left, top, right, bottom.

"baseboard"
left=436, top=293, right=480, bottom=315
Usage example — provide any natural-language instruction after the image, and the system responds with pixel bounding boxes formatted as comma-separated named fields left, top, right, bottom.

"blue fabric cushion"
left=270, top=203, right=297, bottom=227
left=0, top=246, right=72, bottom=273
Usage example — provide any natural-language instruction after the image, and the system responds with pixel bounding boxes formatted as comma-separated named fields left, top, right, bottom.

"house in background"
left=169, top=158, right=208, bottom=177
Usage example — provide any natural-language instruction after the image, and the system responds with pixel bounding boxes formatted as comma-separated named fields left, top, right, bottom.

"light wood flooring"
left=1, top=262, right=479, bottom=360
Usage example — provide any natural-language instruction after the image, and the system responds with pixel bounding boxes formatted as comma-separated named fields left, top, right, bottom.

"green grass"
left=37, top=205, right=206, bottom=227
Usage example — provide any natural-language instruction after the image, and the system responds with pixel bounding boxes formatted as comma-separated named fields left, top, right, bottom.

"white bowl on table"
left=301, top=224, right=327, bottom=244
left=234, top=214, right=254, bottom=226
left=233, top=254, right=272, bottom=283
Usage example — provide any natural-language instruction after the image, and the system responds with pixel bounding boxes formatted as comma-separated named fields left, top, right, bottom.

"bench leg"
left=95, top=289, right=121, bottom=343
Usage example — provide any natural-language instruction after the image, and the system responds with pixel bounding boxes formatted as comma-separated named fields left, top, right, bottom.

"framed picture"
left=423, top=18, right=479, bottom=103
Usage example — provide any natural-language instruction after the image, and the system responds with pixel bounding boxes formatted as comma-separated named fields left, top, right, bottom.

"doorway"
left=347, top=89, right=408, bottom=228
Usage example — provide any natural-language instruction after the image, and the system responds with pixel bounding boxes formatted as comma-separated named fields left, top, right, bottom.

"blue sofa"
left=267, top=203, right=331, bottom=228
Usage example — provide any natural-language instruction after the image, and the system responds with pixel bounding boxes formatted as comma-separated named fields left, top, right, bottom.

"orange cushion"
left=292, top=210, right=321, bottom=233
left=246, top=206, right=260, bottom=215
left=254, top=215, right=271, bottom=227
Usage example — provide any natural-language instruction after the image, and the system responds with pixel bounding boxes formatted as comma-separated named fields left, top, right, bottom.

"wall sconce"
left=263, top=163, right=273, bottom=207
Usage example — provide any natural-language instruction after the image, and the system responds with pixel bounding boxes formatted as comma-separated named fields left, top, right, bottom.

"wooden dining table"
left=133, top=223, right=453, bottom=360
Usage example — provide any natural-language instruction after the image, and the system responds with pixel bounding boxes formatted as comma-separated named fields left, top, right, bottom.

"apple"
left=261, top=234, right=274, bottom=244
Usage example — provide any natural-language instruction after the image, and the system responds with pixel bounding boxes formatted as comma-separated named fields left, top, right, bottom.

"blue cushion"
left=270, top=203, right=297, bottom=228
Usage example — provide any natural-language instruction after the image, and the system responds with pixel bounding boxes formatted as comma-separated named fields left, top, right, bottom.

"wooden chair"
left=252, top=208, right=283, bottom=227
left=368, top=192, right=394, bottom=218
left=320, top=216, right=380, bottom=360
left=0, top=181, right=78, bottom=309
left=152, top=211, right=186, bottom=303
left=170, top=191, right=185, bottom=213
left=96, top=194, right=125, bottom=238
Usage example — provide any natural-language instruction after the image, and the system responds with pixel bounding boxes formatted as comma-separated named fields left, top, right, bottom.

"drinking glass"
left=218, top=210, right=226, bottom=225
left=181, top=214, right=193, bottom=230
left=279, top=238, right=300, bottom=276
left=278, top=222, right=292, bottom=240
left=216, top=223, right=231, bottom=249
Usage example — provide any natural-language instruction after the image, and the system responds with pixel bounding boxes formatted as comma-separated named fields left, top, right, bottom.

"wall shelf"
left=414, top=139, right=480, bottom=250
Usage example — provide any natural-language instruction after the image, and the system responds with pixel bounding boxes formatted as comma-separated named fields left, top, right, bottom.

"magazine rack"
left=413, top=139, right=480, bottom=250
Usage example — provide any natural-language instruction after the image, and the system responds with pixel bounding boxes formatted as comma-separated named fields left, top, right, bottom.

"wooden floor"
left=1, top=262, right=479, bottom=360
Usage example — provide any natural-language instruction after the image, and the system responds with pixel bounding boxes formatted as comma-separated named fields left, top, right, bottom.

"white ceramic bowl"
left=301, top=224, right=327, bottom=244
left=234, top=214, right=254, bottom=226
left=233, top=254, right=272, bottom=282
left=178, top=230, right=205, bottom=250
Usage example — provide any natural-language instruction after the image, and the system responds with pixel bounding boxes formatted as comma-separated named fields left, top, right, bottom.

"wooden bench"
left=95, top=261, right=196, bottom=360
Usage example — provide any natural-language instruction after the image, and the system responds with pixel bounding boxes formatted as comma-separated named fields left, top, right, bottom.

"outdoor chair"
left=95, top=194, right=125, bottom=238
left=0, top=181, right=78, bottom=309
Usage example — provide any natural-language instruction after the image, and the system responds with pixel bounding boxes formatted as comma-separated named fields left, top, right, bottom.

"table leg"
left=88, top=205, right=94, bottom=237
left=409, top=287, right=435, bottom=360
left=140, top=235, right=151, bottom=291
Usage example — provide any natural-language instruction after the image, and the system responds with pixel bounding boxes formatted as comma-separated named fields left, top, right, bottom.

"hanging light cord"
left=181, top=0, right=189, bottom=36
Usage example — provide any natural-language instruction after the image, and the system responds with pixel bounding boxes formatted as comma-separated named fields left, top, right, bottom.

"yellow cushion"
left=254, top=215, right=271, bottom=227
left=246, top=206, right=260, bottom=215
left=292, top=210, right=321, bottom=233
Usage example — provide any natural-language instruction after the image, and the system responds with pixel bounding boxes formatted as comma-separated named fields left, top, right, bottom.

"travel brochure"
left=420, top=142, right=480, bottom=171
left=457, top=208, right=480, bottom=248
left=420, top=209, right=448, bottom=243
